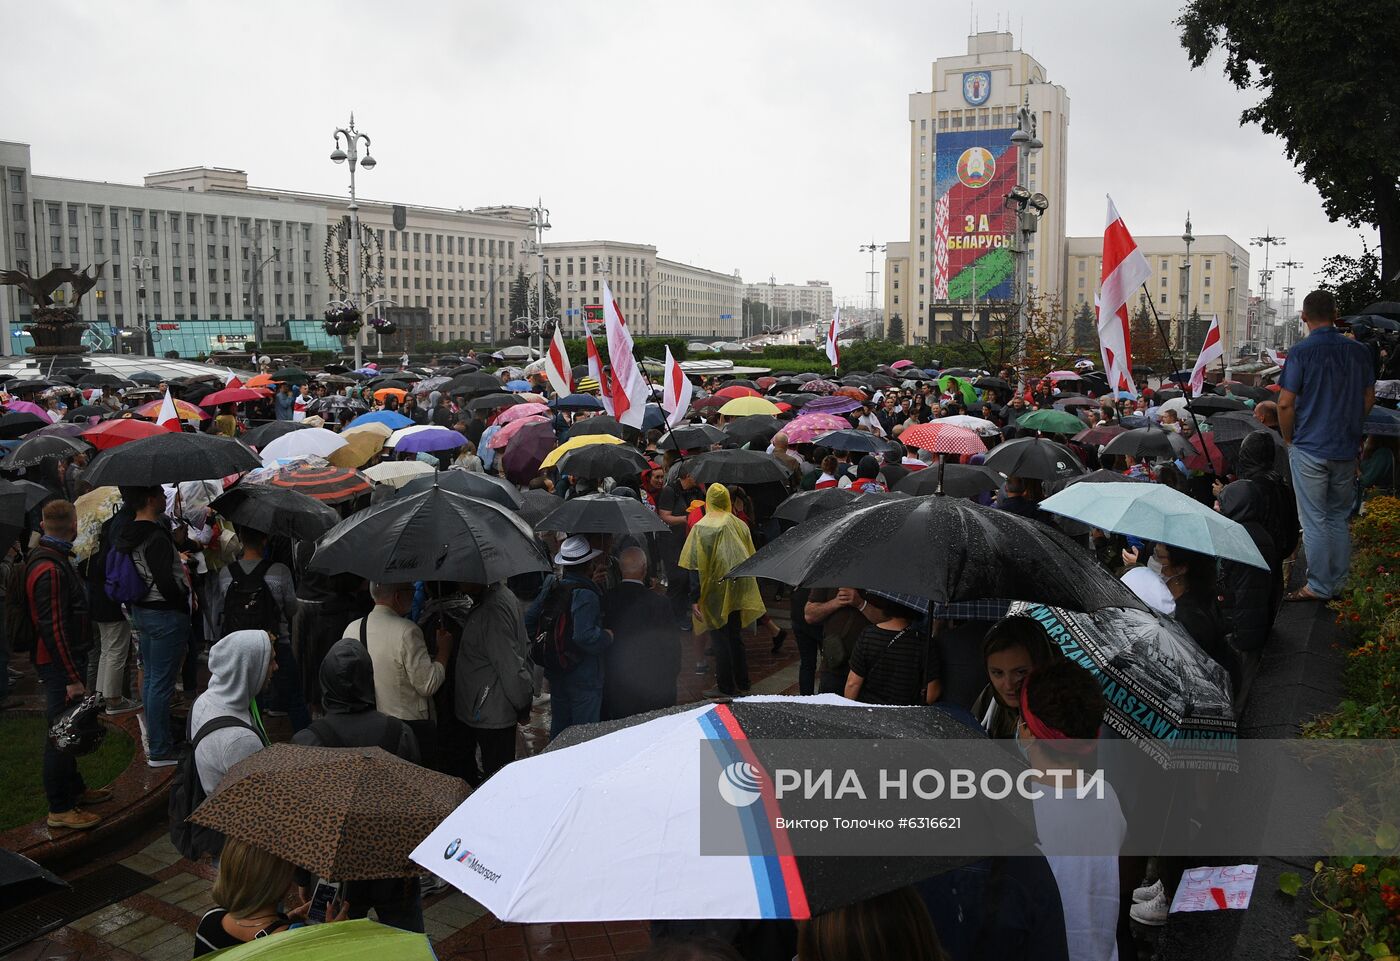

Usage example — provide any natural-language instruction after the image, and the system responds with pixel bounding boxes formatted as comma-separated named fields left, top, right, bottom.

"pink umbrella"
left=5, top=399, right=51, bottom=419
left=495, top=403, right=550, bottom=426
left=890, top=359, right=915, bottom=370
left=802, top=379, right=840, bottom=395
left=783, top=412, right=853, bottom=444
left=489, top=415, right=549, bottom=449
left=1046, top=371, right=1081, bottom=382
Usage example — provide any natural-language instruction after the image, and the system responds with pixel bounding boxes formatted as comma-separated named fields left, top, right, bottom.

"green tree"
left=1318, top=237, right=1384, bottom=315
left=886, top=313, right=905, bottom=343
left=1179, top=2, right=1400, bottom=297
left=1072, top=301, right=1096, bottom=351
left=508, top=267, right=531, bottom=323
left=1129, top=296, right=1170, bottom=373
left=1185, top=307, right=1212, bottom=356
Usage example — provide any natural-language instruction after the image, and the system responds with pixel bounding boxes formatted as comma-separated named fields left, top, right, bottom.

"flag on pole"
left=224, top=369, right=242, bottom=388
left=602, top=280, right=649, bottom=430
left=824, top=306, right=841, bottom=370
left=155, top=388, right=182, bottom=433
left=661, top=346, right=693, bottom=428
left=544, top=325, right=574, bottom=397
left=1265, top=347, right=1286, bottom=368
left=584, top=327, right=614, bottom=416
left=1096, top=196, right=1151, bottom=398
left=1188, top=314, right=1224, bottom=396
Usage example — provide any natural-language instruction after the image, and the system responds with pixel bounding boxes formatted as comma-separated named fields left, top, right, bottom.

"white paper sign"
left=1169, top=863, right=1258, bottom=913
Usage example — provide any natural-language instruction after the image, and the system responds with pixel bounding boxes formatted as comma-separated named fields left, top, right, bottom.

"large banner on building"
left=932, top=129, right=1018, bottom=303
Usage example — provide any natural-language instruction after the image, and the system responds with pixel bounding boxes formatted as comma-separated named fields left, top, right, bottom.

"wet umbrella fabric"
left=1013, top=409, right=1086, bottom=435
left=729, top=495, right=1145, bottom=613
left=566, top=416, right=626, bottom=440
left=555, top=443, right=652, bottom=480
left=772, top=488, right=907, bottom=524
left=517, top=489, right=564, bottom=526
left=550, top=393, right=606, bottom=411
left=5, top=434, right=87, bottom=469
left=243, top=421, right=311, bottom=451
left=0, top=412, right=48, bottom=439
left=659, top=423, right=727, bottom=450
left=260, top=428, right=347, bottom=464
left=501, top=422, right=559, bottom=485
left=893, top=463, right=1003, bottom=499
left=1101, top=428, right=1176, bottom=460
left=1187, top=395, right=1247, bottom=417
left=982, top=438, right=1084, bottom=481
left=811, top=429, right=895, bottom=454
left=84, top=432, right=260, bottom=486
left=723, top=416, right=785, bottom=448
left=346, top=410, right=413, bottom=431
left=412, top=695, right=1036, bottom=921
left=687, top=450, right=791, bottom=486
left=535, top=492, right=669, bottom=535
left=212, top=484, right=340, bottom=541
left=261, top=464, right=372, bottom=505
left=1007, top=603, right=1236, bottom=770
left=467, top=392, right=523, bottom=412
left=311, top=486, right=549, bottom=584
left=397, top=469, right=523, bottom=509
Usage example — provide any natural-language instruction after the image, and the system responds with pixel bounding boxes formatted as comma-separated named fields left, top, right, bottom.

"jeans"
left=37, top=662, right=86, bottom=813
left=94, top=620, right=132, bottom=701
left=1290, top=448, right=1356, bottom=598
left=710, top=613, right=750, bottom=696
left=131, top=606, right=190, bottom=759
left=545, top=674, right=602, bottom=739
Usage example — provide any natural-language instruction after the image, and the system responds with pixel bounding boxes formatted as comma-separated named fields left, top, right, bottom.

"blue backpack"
left=104, top=532, right=155, bottom=604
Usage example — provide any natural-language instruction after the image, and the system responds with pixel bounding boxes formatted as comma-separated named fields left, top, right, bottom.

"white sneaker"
left=532, top=692, right=551, bottom=707
left=1132, top=878, right=1164, bottom=903
left=1130, top=890, right=1169, bottom=926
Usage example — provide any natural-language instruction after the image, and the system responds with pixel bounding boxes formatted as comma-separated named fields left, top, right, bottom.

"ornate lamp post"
left=328, top=114, right=377, bottom=367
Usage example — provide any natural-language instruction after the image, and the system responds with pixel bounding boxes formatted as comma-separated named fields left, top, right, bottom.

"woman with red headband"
left=1018, top=660, right=1128, bottom=961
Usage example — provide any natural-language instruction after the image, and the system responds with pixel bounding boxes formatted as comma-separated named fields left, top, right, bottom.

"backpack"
left=530, top=579, right=584, bottom=673
left=105, top=531, right=156, bottom=604
left=219, top=560, right=279, bottom=637
left=168, top=715, right=259, bottom=860
left=4, top=552, right=35, bottom=654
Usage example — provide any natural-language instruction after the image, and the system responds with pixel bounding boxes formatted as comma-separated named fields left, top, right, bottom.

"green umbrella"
left=270, top=366, right=311, bottom=385
left=937, top=375, right=978, bottom=406
left=204, top=919, right=433, bottom=959
left=1014, top=409, right=1087, bottom=435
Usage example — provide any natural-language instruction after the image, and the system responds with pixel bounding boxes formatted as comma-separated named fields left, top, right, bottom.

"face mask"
left=1147, top=557, right=1165, bottom=576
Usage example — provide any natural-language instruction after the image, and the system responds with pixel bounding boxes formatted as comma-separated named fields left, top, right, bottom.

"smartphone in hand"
left=307, top=880, right=341, bottom=924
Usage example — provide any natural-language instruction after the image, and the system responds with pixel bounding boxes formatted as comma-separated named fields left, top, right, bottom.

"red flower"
left=1381, top=883, right=1400, bottom=913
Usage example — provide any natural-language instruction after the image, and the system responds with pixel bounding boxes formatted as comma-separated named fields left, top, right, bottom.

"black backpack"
left=530, top=579, right=584, bottom=673
left=220, top=560, right=279, bottom=637
left=168, top=715, right=260, bottom=860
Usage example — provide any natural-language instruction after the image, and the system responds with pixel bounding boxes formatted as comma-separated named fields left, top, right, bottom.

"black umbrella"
left=77, top=373, right=134, bottom=389
left=84, top=432, right=261, bottom=486
left=306, top=395, right=369, bottom=417
left=128, top=371, right=163, bottom=385
left=1362, top=301, right=1400, bottom=320
left=812, top=429, right=897, bottom=454
left=983, top=437, right=1085, bottom=481
left=2, top=478, right=51, bottom=512
left=244, top=421, right=312, bottom=451
left=212, top=484, right=340, bottom=541
left=794, top=372, right=820, bottom=382
left=900, top=368, right=933, bottom=381
left=659, top=423, right=726, bottom=450
left=1208, top=412, right=1288, bottom=473
left=773, top=488, right=908, bottom=524
left=1220, top=383, right=1271, bottom=402
left=7, top=379, right=57, bottom=396
left=448, top=372, right=503, bottom=396
left=1101, top=427, right=1176, bottom=460
left=467, top=392, right=523, bottom=412
left=723, top=416, right=785, bottom=448
left=974, top=376, right=1010, bottom=393
left=518, top=489, right=564, bottom=525
left=0, top=412, right=49, bottom=439
left=0, top=849, right=68, bottom=908
left=1187, top=395, right=1247, bottom=416
left=1062, top=469, right=1148, bottom=488
left=728, top=496, right=1146, bottom=613
left=567, top=416, right=626, bottom=440
left=310, top=486, right=550, bottom=583
left=894, top=463, right=1003, bottom=498
left=4, top=434, right=88, bottom=469
left=62, top=405, right=108, bottom=423
left=323, top=363, right=352, bottom=374
left=535, top=492, right=669, bottom=535
left=688, top=450, right=791, bottom=486
left=556, top=443, right=651, bottom=480
left=1348, top=314, right=1400, bottom=333
left=445, top=364, right=482, bottom=378
left=270, top=366, right=311, bottom=385
left=1154, top=388, right=1184, bottom=402
left=397, top=469, right=523, bottom=509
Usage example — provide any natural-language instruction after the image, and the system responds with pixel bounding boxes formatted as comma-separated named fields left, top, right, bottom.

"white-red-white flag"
left=224, top=369, right=242, bottom=388
left=155, top=388, right=182, bottom=433
left=1188, top=314, right=1224, bottom=396
left=602, top=280, right=649, bottom=430
left=584, top=327, right=613, bottom=416
left=824, top=306, right=841, bottom=370
left=661, top=346, right=692, bottom=428
left=544, top=325, right=573, bottom=397
left=1265, top=347, right=1286, bottom=368
left=1096, top=196, right=1151, bottom=397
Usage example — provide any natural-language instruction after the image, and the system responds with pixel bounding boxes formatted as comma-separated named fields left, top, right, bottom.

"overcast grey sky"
left=4, top=0, right=1374, bottom=309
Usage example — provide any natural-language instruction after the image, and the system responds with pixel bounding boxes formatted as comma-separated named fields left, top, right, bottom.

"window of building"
left=67, top=207, right=78, bottom=227
left=50, top=236, right=61, bottom=254
left=13, top=231, right=25, bottom=249
left=389, top=232, right=396, bottom=251
left=1161, top=259, right=1169, bottom=270
left=1204, top=259, right=1212, bottom=270
left=1204, top=294, right=1212, bottom=304
left=1160, top=293, right=1167, bottom=305
left=7, top=172, right=22, bottom=193
left=131, top=211, right=143, bottom=230
left=920, top=119, right=926, bottom=130
left=1204, top=276, right=1212, bottom=287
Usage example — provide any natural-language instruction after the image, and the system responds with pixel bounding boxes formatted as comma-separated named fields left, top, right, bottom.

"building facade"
left=742, top=279, right=833, bottom=331
left=1065, top=234, right=1250, bottom=361
left=903, top=32, right=1071, bottom=344
left=882, top=242, right=911, bottom=335
left=654, top=258, right=744, bottom=339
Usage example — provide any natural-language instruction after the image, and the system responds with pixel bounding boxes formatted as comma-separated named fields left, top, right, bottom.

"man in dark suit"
left=602, top=547, right=681, bottom=720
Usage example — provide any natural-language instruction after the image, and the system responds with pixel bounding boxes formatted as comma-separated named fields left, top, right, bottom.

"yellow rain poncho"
left=678, top=484, right=766, bottom=632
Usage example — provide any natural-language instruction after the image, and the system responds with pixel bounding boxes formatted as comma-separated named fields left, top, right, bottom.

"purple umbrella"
left=393, top=428, right=469, bottom=455
left=800, top=395, right=862, bottom=416
left=30, top=422, right=90, bottom=438
left=6, top=399, right=52, bottom=419
left=501, top=421, right=557, bottom=486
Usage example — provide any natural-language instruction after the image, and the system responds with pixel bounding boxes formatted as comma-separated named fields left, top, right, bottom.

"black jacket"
left=602, top=581, right=680, bottom=721
left=115, top=518, right=188, bottom=610
left=26, top=540, right=90, bottom=684
left=292, top=638, right=420, bottom=763
left=1217, top=480, right=1282, bottom=652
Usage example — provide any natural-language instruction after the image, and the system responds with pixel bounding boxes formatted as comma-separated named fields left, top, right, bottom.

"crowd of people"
left=3, top=288, right=1387, bottom=960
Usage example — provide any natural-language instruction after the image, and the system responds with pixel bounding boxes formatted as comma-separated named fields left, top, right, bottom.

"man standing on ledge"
left=1278, top=289, right=1374, bottom=602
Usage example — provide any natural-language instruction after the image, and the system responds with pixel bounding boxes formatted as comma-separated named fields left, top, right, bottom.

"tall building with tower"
left=893, top=31, right=1070, bottom=344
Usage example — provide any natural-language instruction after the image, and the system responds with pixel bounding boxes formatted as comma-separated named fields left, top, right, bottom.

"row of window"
left=383, top=230, right=513, bottom=260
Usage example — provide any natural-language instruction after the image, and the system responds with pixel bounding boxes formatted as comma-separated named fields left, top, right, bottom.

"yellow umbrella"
left=74, top=486, right=122, bottom=560
left=328, top=430, right=384, bottom=469
left=343, top=421, right=394, bottom=440
left=719, top=396, right=781, bottom=417
left=539, top=433, right=623, bottom=470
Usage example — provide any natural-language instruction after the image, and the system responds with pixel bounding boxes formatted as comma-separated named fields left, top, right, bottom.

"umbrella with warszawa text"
left=412, top=695, right=1037, bottom=921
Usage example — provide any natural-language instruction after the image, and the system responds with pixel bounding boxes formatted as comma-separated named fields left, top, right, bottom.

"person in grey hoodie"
left=454, top=582, right=532, bottom=785
left=190, top=630, right=274, bottom=795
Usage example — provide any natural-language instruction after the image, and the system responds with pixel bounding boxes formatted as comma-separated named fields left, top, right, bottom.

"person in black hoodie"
left=116, top=485, right=190, bottom=767
left=1217, top=480, right=1283, bottom=661
left=293, top=638, right=423, bottom=930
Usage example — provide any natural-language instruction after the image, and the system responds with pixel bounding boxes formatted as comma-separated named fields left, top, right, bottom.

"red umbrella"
left=692, top=396, right=728, bottom=409
left=1183, top=433, right=1226, bottom=474
left=1073, top=425, right=1124, bottom=447
left=199, top=387, right=271, bottom=408
left=82, top=418, right=168, bottom=451
left=835, top=386, right=869, bottom=401
left=755, top=377, right=777, bottom=390
left=263, top=464, right=371, bottom=504
left=714, top=385, right=761, bottom=399
left=900, top=422, right=987, bottom=457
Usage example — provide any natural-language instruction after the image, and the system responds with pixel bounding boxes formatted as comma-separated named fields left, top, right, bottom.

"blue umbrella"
left=1119, top=415, right=1153, bottom=429
left=550, top=393, right=605, bottom=411
left=505, top=379, right=531, bottom=392
left=1364, top=406, right=1400, bottom=437
left=346, top=410, right=413, bottom=431
left=642, top=404, right=666, bottom=430
left=1040, top=482, right=1268, bottom=569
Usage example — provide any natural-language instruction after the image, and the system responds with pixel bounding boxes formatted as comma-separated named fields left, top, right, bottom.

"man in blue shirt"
left=525, top=536, right=613, bottom=738
left=1278, top=290, right=1375, bottom=600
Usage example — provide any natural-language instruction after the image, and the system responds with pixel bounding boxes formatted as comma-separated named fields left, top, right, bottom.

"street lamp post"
left=1180, top=213, right=1195, bottom=355
left=130, top=256, right=152, bottom=356
left=248, top=240, right=278, bottom=350
left=1278, top=259, right=1303, bottom=347
left=527, top=201, right=550, bottom=357
left=858, top=241, right=885, bottom=326
left=1006, top=98, right=1045, bottom=357
left=1250, top=231, right=1285, bottom=348
left=329, top=114, right=377, bottom=368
